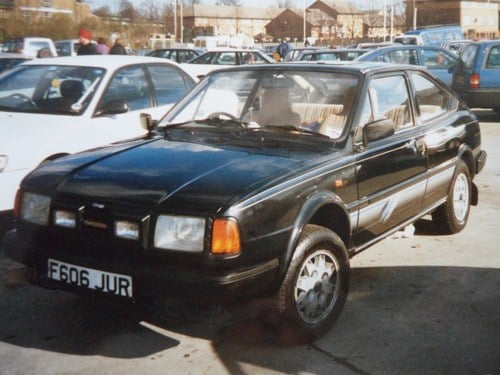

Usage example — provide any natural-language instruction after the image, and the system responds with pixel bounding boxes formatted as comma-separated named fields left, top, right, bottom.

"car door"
left=353, top=73, right=427, bottom=245
left=481, top=44, right=500, bottom=91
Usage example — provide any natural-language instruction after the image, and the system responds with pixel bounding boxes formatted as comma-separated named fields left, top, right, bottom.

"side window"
left=412, top=73, right=451, bottom=121
left=147, top=65, right=194, bottom=106
left=422, top=49, right=455, bottom=69
left=216, top=52, right=236, bottom=65
left=252, top=53, right=269, bottom=64
left=460, top=45, right=479, bottom=69
left=99, top=65, right=152, bottom=111
left=354, top=75, right=413, bottom=142
left=369, top=75, right=413, bottom=130
left=485, top=46, right=500, bottom=68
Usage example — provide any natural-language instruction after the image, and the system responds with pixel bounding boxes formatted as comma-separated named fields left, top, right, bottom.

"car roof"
left=21, top=55, right=186, bottom=70
left=207, top=61, right=428, bottom=75
left=0, top=52, right=31, bottom=58
left=306, top=48, right=366, bottom=54
left=470, top=39, right=500, bottom=46
left=357, top=44, right=456, bottom=57
left=202, top=47, right=267, bottom=52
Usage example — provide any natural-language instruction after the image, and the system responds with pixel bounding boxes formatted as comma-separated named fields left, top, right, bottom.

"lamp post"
left=303, top=0, right=306, bottom=44
left=174, top=0, right=177, bottom=42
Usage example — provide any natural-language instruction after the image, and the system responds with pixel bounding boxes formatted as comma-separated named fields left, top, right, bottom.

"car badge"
left=91, top=203, right=105, bottom=209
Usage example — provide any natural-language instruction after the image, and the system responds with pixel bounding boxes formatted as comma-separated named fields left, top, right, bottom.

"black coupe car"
left=3, top=62, right=486, bottom=340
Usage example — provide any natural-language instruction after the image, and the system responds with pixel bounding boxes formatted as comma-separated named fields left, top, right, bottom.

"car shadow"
left=1, top=248, right=498, bottom=374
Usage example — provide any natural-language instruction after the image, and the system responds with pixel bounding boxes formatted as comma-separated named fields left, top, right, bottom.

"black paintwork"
left=3, top=62, right=487, bottom=302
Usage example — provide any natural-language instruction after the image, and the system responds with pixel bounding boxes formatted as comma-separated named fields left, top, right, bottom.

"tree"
left=94, top=6, right=112, bottom=18
left=118, top=0, right=137, bottom=21
left=275, top=0, right=295, bottom=7
left=216, top=0, right=242, bottom=6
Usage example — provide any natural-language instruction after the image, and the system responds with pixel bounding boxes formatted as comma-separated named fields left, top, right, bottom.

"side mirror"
left=140, top=113, right=158, bottom=135
left=363, top=118, right=395, bottom=144
left=95, top=101, right=129, bottom=117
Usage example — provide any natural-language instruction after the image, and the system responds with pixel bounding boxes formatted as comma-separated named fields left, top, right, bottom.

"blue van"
left=393, top=25, right=464, bottom=46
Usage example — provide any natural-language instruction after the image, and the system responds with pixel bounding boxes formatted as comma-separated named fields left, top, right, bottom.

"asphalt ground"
left=1, top=110, right=499, bottom=375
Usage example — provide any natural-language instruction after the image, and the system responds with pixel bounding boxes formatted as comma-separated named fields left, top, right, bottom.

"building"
left=405, top=0, right=500, bottom=39
left=0, top=0, right=93, bottom=23
left=182, top=5, right=282, bottom=42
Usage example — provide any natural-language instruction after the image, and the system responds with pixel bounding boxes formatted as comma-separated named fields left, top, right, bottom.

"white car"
left=0, top=55, right=197, bottom=216
left=182, top=48, right=275, bottom=79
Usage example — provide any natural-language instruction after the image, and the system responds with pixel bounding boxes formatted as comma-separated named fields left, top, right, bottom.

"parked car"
left=0, top=55, right=197, bottom=219
left=298, top=48, right=368, bottom=61
left=0, top=53, right=31, bottom=73
left=182, top=48, right=275, bottom=78
left=3, top=62, right=486, bottom=340
left=54, top=39, right=84, bottom=57
left=452, top=40, right=500, bottom=113
left=3, top=37, right=57, bottom=58
left=147, top=47, right=205, bottom=63
left=283, top=47, right=323, bottom=61
left=349, top=41, right=400, bottom=50
left=355, top=45, right=459, bottom=86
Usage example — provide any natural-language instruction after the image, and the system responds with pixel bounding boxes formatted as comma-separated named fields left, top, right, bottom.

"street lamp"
left=303, top=0, right=306, bottom=44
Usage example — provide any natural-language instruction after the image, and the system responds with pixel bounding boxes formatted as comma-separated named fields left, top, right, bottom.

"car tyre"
left=277, top=224, right=350, bottom=340
left=432, top=160, right=471, bottom=234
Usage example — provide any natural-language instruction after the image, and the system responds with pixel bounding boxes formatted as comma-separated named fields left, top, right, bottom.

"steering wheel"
left=206, top=111, right=238, bottom=120
left=10, top=93, right=37, bottom=108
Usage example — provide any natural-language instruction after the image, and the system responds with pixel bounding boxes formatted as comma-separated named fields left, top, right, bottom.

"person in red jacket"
left=77, top=28, right=98, bottom=55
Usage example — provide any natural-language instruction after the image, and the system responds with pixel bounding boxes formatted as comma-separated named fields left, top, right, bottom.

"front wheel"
left=432, top=160, right=471, bottom=234
left=277, top=224, right=350, bottom=340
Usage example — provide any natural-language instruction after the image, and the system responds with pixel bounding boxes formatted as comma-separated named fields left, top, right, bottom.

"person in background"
left=77, top=28, right=98, bottom=55
left=109, top=38, right=127, bottom=55
left=96, top=37, right=110, bottom=55
left=277, top=39, right=291, bottom=61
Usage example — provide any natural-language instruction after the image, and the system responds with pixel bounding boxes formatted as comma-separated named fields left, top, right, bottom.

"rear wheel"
left=277, top=224, right=349, bottom=340
left=432, top=160, right=471, bottom=234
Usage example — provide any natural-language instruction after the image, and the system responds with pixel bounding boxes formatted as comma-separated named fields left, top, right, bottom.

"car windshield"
left=162, top=68, right=359, bottom=140
left=0, top=65, right=105, bottom=115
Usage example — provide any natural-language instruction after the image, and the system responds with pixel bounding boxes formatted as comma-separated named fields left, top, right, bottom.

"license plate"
left=47, top=258, right=133, bottom=298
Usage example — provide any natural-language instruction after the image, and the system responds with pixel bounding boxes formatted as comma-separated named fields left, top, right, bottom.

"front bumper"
left=2, top=229, right=280, bottom=302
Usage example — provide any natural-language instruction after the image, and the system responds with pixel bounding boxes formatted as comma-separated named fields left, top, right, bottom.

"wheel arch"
left=279, top=191, right=351, bottom=281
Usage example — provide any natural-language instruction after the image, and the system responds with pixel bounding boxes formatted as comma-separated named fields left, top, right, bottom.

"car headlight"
left=20, top=192, right=51, bottom=226
left=0, top=155, right=7, bottom=172
left=154, top=215, right=206, bottom=252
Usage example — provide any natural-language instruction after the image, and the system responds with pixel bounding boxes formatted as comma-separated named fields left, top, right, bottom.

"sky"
left=88, top=0, right=385, bottom=13
left=88, top=0, right=368, bottom=11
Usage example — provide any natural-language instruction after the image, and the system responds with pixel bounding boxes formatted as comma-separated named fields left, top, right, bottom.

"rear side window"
left=412, top=73, right=451, bottom=121
left=485, top=46, right=500, bottom=68
left=460, top=45, right=479, bottom=69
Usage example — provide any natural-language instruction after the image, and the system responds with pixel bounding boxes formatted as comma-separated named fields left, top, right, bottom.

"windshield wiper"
left=269, top=125, right=330, bottom=138
left=195, top=112, right=261, bottom=129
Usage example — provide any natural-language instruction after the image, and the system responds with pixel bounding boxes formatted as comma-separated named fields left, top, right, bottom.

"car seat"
left=60, top=79, right=84, bottom=101
left=254, top=87, right=301, bottom=127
